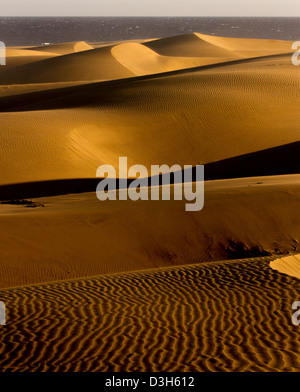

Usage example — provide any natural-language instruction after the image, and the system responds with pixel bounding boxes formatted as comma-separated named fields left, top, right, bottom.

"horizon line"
left=1, top=15, right=300, bottom=18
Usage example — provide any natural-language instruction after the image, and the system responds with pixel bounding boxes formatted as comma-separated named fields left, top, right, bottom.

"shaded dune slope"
left=0, top=141, right=299, bottom=201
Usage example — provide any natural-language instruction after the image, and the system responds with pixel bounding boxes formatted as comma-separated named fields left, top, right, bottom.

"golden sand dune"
left=4, top=48, right=57, bottom=70
left=0, top=175, right=299, bottom=288
left=0, top=53, right=298, bottom=185
left=0, top=45, right=135, bottom=84
left=0, top=34, right=295, bottom=85
left=27, top=41, right=94, bottom=55
left=0, top=255, right=299, bottom=372
left=0, top=33, right=299, bottom=373
left=0, top=80, right=90, bottom=98
left=6, top=48, right=56, bottom=57
left=144, top=33, right=242, bottom=57
left=111, top=42, right=226, bottom=75
left=144, top=33, right=293, bottom=58
left=195, top=33, right=293, bottom=57
left=270, top=255, right=300, bottom=279
left=4, top=42, right=93, bottom=70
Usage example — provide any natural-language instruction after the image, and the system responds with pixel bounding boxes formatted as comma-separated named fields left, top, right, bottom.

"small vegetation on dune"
left=0, top=199, right=45, bottom=208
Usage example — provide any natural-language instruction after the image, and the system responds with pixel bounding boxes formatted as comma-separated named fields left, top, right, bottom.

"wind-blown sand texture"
left=0, top=255, right=300, bottom=372
left=0, top=33, right=299, bottom=372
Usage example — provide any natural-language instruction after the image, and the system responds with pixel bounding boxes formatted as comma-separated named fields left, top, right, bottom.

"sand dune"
left=27, top=41, right=94, bottom=55
left=0, top=175, right=299, bottom=289
left=0, top=80, right=91, bottom=98
left=144, top=33, right=242, bottom=57
left=0, top=255, right=299, bottom=371
left=195, top=33, right=293, bottom=57
left=111, top=42, right=225, bottom=75
left=0, top=33, right=299, bottom=373
left=270, top=255, right=300, bottom=279
left=4, top=48, right=57, bottom=70
left=0, top=45, right=135, bottom=84
left=0, top=33, right=294, bottom=85
left=0, top=53, right=299, bottom=185
left=3, top=42, right=93, bottom=70
left=144, top=33, right=293, bottom=59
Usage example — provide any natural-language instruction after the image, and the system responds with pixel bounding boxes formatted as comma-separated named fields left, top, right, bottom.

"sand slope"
left=26, top=41, right=94, bottom=55
left=195, top=33, right=293, bottom=57
left=270, top=255, right=300, bottom=279
left=111, top=42, right=226, bottom=75
left=0, top=175, right=299, bottom=289
left=0, top=255, right=299, bottom=371
left=144, top=33, right=292, bottom=58
left=0, top=54, right=299, bottom=185
left=4, top=48, right=57, bottom=70
left=0, top=34, right=299, bottom=288
left=0, top=33, right=295, bottom=85
left=0, top=45, right=136, bottom=84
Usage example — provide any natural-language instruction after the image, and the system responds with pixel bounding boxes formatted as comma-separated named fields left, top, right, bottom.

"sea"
left=0, top=17, right=299, bottom=46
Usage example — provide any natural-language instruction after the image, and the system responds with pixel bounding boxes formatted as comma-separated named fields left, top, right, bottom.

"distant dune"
left=0, top=33, right=299, bottom=372
left=270, top=254, right=300, bottom=279
left=0, top=51, right=299, bottom=185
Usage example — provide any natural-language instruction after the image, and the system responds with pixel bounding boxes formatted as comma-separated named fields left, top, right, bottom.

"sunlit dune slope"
left=111, top=42, right=228, bottom=75
left=0, top=33, right=294, bottom=85
left=0, top=54, right=299, bottom=185
left=194, top=33, right=293, bottom=57
left=144, top=33, right=293, bottom=58
left=144, top=33, right=239, bottom=56
left=270, top=254, right=300, bottom=279
left=4, top=48, right=57, bottom=70
left=0, top=175, right=299, bottom=288
left=0, top=45, right=136, bottom=84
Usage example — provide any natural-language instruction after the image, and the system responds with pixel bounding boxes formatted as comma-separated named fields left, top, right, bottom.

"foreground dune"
left=0, top=175, right=299, bottom=289
left=0, top=33, right=299, bottom=372
left=0, top=255, right=299, bottom=372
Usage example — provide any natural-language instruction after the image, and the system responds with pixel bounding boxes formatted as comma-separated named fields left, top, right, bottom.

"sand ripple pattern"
left=0, top=255, right=300, bottom=372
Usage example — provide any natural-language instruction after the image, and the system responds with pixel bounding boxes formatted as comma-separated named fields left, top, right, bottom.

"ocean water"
left=0, top=17, right=299, bottom=46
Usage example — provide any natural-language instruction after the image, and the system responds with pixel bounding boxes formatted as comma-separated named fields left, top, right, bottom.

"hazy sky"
left=0, top=0, right=299, bottom=17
